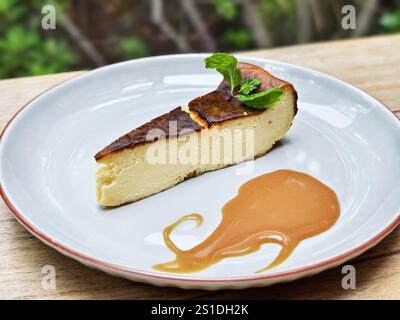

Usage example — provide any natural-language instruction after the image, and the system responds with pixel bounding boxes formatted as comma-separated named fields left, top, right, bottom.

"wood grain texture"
left=0, top=35, right=399, bottom=300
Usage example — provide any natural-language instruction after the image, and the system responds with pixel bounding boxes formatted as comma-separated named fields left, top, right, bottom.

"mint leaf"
left=237, top=88, right=284, bottom=109
left=205, top=52, right=236, bottom=69
left=205, top=53, right=283, bottom=109
left=227, top=64, right=242, bottom=93
left=239, top=78, right=261, bottom=95
left=205, top=53, right=242, bottom=93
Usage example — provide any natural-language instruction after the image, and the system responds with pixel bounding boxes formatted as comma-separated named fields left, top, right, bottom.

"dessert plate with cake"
left=0, top=53, right=399, bottom=289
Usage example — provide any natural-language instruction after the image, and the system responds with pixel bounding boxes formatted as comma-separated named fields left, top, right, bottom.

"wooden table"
left=0, top=35, right=399, bottom=300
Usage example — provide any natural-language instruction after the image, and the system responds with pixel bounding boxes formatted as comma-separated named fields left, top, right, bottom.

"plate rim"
left=0, top=53, right=399, bottom=284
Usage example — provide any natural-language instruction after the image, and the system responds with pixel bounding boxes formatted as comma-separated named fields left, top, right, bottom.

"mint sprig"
left=205, top=53, right=242, bottom=94
left=238, top=78, right=261, bottom=95
left=237, top=88, right=284, bottom=109
left=205, top=53, right=284, bottom=109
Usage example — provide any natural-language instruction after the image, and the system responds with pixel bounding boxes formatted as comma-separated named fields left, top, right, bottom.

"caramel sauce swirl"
left=154, top=170, right=340, bottom=273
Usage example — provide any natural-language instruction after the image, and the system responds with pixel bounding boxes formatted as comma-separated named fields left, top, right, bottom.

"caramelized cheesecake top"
left=95, top=62, right=297, bottom=161
left=189, top=62, right=296, bottom=127
left=94, top=107, right=201, bottom=160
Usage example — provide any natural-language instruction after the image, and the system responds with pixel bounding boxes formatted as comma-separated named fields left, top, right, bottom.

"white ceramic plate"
left=1, top=54, right=399, bottom=290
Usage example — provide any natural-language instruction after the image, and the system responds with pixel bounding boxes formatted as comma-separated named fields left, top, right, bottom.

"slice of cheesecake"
left=95, top=62, right=297, bottom=206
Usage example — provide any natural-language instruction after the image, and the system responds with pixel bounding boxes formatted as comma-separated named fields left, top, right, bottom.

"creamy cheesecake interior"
left=95, top=62, right=297, bottom=207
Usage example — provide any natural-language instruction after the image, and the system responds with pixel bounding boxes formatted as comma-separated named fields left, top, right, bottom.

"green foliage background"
left=0, top=0, right=399, bottom=79
left=0, top=0, right=76, bottom=78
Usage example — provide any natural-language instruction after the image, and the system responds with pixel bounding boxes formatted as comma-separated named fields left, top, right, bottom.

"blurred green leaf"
left=213, top=0, right=237, bottom=20
left=0, top=0, right=26, bottom=22
left=275, top=0, right=294, bottom=14
left=0, top=0, right=76, bottom=78
left=118, top=37, right=149, bottom=59
left=0, top=27, right=76, bottom=77
left=379, top=10, right=400, bottom=33
left=223, top=29, right=252, bottom=48
left=259, top=0, right=280, bottom=26
left=259, top=0, right=295, bottom=26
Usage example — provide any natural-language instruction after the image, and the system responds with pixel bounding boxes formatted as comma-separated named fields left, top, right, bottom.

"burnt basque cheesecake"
left=95, top=61, right=298, bottom=206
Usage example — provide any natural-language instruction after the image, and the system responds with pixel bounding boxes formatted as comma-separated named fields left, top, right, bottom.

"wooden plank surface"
left=0, top=35, right=399, bottom=300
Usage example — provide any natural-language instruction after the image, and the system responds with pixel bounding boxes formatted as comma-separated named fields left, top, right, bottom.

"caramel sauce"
left=153, top=170, right=340, bottom=273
